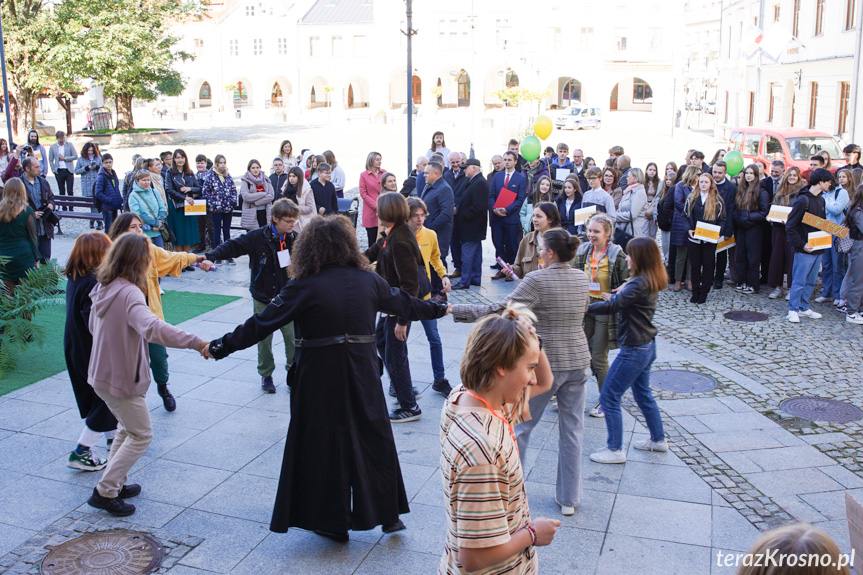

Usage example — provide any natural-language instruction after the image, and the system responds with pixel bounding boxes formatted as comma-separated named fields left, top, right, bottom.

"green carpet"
left=0, top=290, right=240, bottom=397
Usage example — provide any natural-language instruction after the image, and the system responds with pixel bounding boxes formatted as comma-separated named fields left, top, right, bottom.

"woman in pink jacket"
left=86, top=233, right=208, bottom=517
left=359, top=151, right=386, bottom=246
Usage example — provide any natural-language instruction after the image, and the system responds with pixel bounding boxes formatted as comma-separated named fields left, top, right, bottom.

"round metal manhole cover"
left=724, top=310, right=769, bottom=322
left=41, top=529, right=163, bottom=575
left=651, top=370, right=718, bottom=393
left=780, top=397, right=863, bottom=424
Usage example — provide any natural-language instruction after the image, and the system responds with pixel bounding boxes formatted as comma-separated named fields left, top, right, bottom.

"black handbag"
left=613, top=210, right=634, bottom=250
left=135, top=189, right=175, bottom=244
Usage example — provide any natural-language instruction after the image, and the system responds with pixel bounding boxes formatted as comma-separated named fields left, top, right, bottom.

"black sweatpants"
left=735, top=225, right=763, bottom=292
left=689, top=240, right=717, bottom=302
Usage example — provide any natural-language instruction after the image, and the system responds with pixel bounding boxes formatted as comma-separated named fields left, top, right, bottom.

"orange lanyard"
left=464, top=391, right=519, bottom=457
left=382, top=224, right=395, bottom=248
left=589, top=245, right=608, bottom=283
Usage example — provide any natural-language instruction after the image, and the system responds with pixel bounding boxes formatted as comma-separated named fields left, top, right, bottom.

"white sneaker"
left=590, top=448, right=627, bottom=464
left=560, top=505, right=576, bottom=516
left=159, top=287, right=165, bottom=296
left=768, top=287, right=782, bottom=299
left=633, top=438, right=669, bottom=452
left=834, top=299, right=845, bottom=307
left=799, top=309, right=822, bottom=319
left=588, top=404, right=605, bottom=418
left=814, top=296, right=833, bottom=303
left=735, top=284, right=746, bottom=291
left=846, top=313, right=863, bottom=325
left=787, top=311, right=800, bottom=323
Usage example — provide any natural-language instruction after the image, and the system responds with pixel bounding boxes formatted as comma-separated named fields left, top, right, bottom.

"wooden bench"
left=53, top=196, right=102, bottom=221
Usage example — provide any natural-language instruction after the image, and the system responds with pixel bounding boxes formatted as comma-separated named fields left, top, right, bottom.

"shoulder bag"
left=834, top=214, right=853, bottom=253
left=613, top=207, right=634, bottom=251
left=135, top=189, right=175, bottom=244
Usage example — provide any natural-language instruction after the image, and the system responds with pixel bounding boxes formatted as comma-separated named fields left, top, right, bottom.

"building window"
left=193, top=38, right=204, bottom=57
left=353, top=35, right=366, bottom=56
left=748, top=92, right=755, bottom=126
left=773, top=4, right=780, bottom=21
left=332, top=36, right=342, bottom=57
left=808, top=82, right=818, bottom=129
left=846, top=0, right=857, bottom=29
left=309, top=36, right=319, bottom=57
left=792, top=0, right=800, bottom=37
left=229, top=39, right=238, bottom=57
left=632, top=78, right=652, bottom=103
left=580, top=27, right=594, bottom=51
left=614, top=28, right=627, bottom=51
left=245, top=4, right=254, bottom=16
left=838, top=82, right=851, bottom=134
left=648, top=28, right=662, bottom=50
left=277, top=38, right=287, bottom=55
left=253, top=39, right=262, bottom=56
left=814, top=0, right=825, bottom=35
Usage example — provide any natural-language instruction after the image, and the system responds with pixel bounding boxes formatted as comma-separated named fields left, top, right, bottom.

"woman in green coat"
left=0, top=178, right=41, bottom=294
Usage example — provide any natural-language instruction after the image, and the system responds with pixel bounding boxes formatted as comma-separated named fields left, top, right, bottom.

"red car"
left=728, top=128, right=846, bottom=172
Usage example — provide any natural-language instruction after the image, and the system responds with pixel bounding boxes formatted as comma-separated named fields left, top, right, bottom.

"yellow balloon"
left=534, top=115, right=553, bottom=140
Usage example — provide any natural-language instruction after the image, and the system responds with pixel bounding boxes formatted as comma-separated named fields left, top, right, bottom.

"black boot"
left=88, top=487, right=136, bottom=517
left=157, top=384, right=176, bottom=412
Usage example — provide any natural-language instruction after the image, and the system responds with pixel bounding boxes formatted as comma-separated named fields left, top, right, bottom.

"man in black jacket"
left=759, top=160, right=785, bottom=284
left=206, top=199, right=299, bottom=393
left=712, top=162, right=738, bottom=288
left=451, top=159, right=488, bottom=290
left=21, top=156, right=55, bottom=263
left=786, top=168, right=833, bottom=323
left=844, top=144, right=861, bottom=171
left=444, top=152, right=468, bottom=277
left=400, top=156, right=427, bottom=197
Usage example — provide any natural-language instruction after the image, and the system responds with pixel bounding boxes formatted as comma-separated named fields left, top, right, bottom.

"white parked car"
left=554, top=106, right=602, bottom=130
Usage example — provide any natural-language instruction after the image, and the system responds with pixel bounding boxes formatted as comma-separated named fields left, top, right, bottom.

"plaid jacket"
left=452, top=262, right=591, bottom=372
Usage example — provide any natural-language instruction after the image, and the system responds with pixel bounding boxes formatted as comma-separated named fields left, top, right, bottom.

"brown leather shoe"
left=491, top=271, right=507, bottom=280
left=449, top=270, right=461, bottom=278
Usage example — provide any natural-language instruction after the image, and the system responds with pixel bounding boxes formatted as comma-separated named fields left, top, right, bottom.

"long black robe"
left=212, top=265, right=447, bottom=534
left=63, top=274, right=117, bottom=432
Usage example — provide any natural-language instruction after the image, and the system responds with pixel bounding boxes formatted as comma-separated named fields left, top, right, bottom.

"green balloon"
left=724, top=151, right=744, bottom=176
left=521, top=135, right=541, bottom=162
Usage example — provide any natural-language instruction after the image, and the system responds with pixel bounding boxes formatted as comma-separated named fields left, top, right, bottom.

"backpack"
left=657, top=184, right=676, bottom=231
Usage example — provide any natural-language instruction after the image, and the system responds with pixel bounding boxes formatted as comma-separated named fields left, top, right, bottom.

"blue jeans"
left=150, top=234, right=164, bottom=249
left=212, top=212, right=232, bottom=248
left=820, top=246, right=846, bottom=300
left=375, top=315, right=415, bottom=410
left=788, top=251, right=822, bottom=312
left=102, top=209, right=117, bottom=232
left=459, top=240, right=483, bottom=286
left=599, top=340, right=664, bottom=451
left=420, top=319, right=445, bottom=381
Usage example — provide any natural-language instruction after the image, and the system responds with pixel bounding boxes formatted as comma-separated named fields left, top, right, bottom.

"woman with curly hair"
left=205, top=215, right=449, bottom=542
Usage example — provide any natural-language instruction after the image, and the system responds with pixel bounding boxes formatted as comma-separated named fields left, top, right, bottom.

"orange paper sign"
left=716, top=236, right=735, bottom=253
left=807, top=231, right=831, bottom=250
left=693, top=222, right=721, bottom=243
left=802, top=212, right=849, bottom=239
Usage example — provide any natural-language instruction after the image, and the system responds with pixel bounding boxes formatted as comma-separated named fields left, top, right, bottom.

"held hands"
left=529, top=518, right=561, bottom=546
left=394, top=323, right=408, bottom=341
left=441, top=276, right=452, bottom=293
left=199, top=341, right=213, bottom=360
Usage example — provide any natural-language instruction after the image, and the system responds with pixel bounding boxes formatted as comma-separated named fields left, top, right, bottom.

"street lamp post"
left=405, top=0, right=416, bottom=177
left=0, top=2, right=15, bottom=144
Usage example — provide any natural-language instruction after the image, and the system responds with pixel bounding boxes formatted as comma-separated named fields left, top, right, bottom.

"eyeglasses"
left=410, top=213, right=427, bottom=220
left=587, top=176, right=599, bottom=180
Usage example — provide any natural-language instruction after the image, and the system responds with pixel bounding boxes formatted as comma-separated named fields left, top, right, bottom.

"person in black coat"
left=685, top=173, right=727, bottom=304
left=733, top=165, right=770, bottom=293
left=206, top=216, right=447, bottom=542
left=444, top=154, right=468, bottom=274
left=555, top=178, right=583, bottom=235
left=63, top=232, right=117, bottom=471
left=310, top=163, right=339, bottom=215
left=452, top=160, right=487, bottom=289
left=269, top=159, right=288, bottom=201
left=712, top=162, right=738, bottom=288
left=759, top=161, right=785, bottom=283
left=206, top=199, right=299, bottom=393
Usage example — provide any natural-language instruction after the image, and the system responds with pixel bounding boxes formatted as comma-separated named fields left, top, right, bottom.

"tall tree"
left=58, top=0, right=199, bottom=129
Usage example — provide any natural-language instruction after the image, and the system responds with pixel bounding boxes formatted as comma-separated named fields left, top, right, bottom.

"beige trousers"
left=93, top=389, right=152, bottom=498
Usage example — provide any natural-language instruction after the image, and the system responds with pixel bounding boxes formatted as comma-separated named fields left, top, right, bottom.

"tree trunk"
left=9, top=94, right=19, bottom=139
left=56, top=96, right=72, bottom=135
left=14, top=89, right=34, bottom=139
left=115, top=94, right=134, bottom=130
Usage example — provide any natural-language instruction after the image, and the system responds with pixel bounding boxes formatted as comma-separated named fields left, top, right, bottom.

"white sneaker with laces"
left=846, top=313, right=863, bottom=325
left=590, top=448, right=627, bottom=464
left=768, top=287, right=782, bottom=299
left=787, top=311, right=800, bottom=323
left=814, top=296, right=832, bottom=303
left=588, top=404, right=605, bottom=418
left=799, top=309, right=822, bottom=319
left=633, top=438, right=669, bottom=452
left=560, top=505, right=576, bottom=516
left=834, top=299, right=845, bottom=307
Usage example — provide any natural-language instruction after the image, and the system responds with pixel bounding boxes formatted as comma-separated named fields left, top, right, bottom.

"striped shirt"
left=439, top=386, right=535, bottom=575
left=451, top=262, right=591, bottom=372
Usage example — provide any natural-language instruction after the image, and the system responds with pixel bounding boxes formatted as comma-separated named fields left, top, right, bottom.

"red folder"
left=493, top=188, right=517, bottom=210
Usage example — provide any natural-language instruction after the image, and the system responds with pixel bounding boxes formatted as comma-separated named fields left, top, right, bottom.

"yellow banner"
left=807, top=231, right=831, bottom=250
left=716, top=236, right=735, bottom=253
left=802, top=212, right=849, bottom=239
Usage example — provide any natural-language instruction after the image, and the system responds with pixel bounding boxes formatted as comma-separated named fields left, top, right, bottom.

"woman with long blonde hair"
left=0, top=178, right=41, bottom=295
left=733, top=164, right=770, bottom=294
left=670, top=165, right=701, bottom=291
left=767, top=167, right=806, bottom=299
left=685, top=172, right=727, bottom=303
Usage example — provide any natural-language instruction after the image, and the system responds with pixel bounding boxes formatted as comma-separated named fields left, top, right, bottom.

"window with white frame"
left=332, top=36, right=342, bottom=57
left=253, top=39, right=262, bottom=56
left=309, top=36, right=319, bottom=56
left=193, top=38, right=204, bottom=57
left=229, top=39, right=238, bottom=57
left=245, top=4, right=254, bottom=16
left=277, top=38, right=287, bottom=55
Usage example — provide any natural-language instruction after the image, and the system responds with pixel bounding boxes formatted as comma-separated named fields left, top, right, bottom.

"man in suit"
left=572, top=148, right=588, bottom=192
left=759, top=160, right=785, bottom=284
left=451, top=159, right=488, bottom=290
left=444, top=152, right=468, bottom=277
left=489, top=151, right=527, bottom=279
left=420, top=162, right=454, bottom=297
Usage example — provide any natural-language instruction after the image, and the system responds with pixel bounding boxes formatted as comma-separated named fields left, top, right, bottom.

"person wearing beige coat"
left=240, top=161, right=275, bottom=231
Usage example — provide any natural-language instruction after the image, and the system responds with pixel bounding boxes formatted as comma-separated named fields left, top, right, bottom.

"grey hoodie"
left=88, top=278, right=202, bottom=398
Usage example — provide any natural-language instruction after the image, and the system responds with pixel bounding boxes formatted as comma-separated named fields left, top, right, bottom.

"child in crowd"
left=310, top=163, right=339, bottom=215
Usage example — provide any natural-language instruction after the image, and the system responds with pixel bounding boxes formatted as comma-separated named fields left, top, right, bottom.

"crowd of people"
left=0, top=129, right=861, bottom=575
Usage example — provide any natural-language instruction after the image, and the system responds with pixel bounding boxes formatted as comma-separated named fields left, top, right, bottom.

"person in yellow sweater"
left=108, top=212, right=214, bottom=411
left=407, top=197, right=452, bottom=397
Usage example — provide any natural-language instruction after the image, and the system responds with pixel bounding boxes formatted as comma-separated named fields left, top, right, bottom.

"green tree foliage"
left=0, top=257, right=64, bottom=374
left=55, top=0, right=201, bottom=129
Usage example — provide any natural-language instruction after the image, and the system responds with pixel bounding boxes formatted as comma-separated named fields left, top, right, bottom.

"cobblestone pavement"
left=0, top=237, right=860, bottom=574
